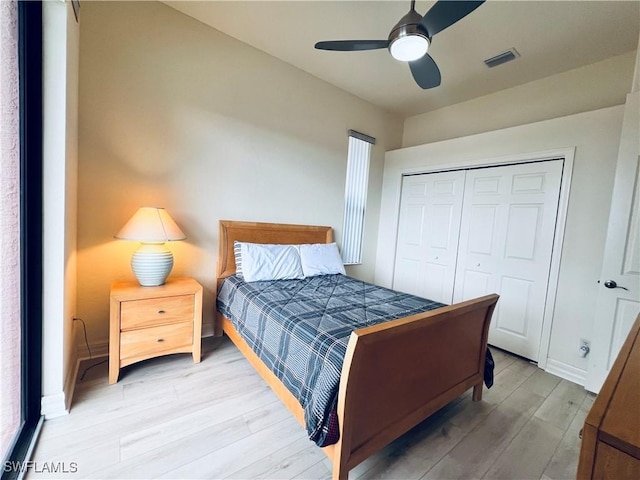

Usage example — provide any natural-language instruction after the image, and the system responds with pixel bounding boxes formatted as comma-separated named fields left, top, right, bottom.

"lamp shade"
left=115, top=207, right=186, bottom=287
left=115, top=207, right=186, bottom=242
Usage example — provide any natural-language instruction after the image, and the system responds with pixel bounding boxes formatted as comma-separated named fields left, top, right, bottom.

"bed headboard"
left=217, top=220, right=333, bottom=279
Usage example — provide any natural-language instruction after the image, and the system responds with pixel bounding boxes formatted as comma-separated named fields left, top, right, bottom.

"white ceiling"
left=163, top=1, right=640, bottom=117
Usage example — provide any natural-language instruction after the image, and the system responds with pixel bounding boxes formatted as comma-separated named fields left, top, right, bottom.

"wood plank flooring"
left=27, top=337, right=593, bottom=479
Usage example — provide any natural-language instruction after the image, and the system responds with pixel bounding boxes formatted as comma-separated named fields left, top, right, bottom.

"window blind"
left=342, top=131, right=374, bottom=265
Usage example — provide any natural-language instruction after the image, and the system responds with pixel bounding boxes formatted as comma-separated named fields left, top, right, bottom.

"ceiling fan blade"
left=409, top=54, right=441, bottom=89
left=314, top=40, right=389, bottom=52
left=420, top=0, right=484, bottom=37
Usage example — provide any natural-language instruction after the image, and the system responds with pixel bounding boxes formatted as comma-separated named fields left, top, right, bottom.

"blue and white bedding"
left=216, top=273, right=445, bottom=447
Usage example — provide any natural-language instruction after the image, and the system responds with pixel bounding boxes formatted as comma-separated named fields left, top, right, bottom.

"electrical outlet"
left=579, top=340, right=590, bottom=358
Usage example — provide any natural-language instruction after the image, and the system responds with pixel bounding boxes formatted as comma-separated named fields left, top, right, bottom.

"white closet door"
left=453, top=160, right=563, bottom=361
left=393, top=171, right=465, bottom=304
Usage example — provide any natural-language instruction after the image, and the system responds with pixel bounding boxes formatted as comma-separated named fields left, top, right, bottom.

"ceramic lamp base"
left=131, top=243, right=174, bottom=286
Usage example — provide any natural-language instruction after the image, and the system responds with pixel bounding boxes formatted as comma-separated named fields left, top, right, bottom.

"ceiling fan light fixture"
left=315, top=0, right=486, bottom=88
left=389, top=33, right=429, bottom=62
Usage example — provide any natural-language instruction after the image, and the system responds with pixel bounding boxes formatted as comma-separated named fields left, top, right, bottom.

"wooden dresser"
left=577, top=313, right=640, bottom=479
left=109, top=277, right=203, bottom=384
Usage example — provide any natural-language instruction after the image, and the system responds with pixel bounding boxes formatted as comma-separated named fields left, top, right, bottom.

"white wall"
left=375, top=106, right=624, bottom=381
left=41, top=0, right=79, bottom=418
left=402, top=51, right=635, bottom=147
left=76, top=1, right=403, bottom=350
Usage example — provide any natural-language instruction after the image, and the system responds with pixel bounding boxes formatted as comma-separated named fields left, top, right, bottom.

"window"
left=1, top=1, right=43, bottom=477
left=342, top=130, right=375, bottom=265
left=1, top=0, right=22, bottom=460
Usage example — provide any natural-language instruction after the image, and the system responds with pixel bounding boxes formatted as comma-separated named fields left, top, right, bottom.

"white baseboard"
left=58, top=320, right=215, bottom=416
left=544, top=358, right=587, bottom=386
left=76, top=322, right=214, bottom=361
left=54, top=340, right=110, bottom=416
left=202, top=321, right=215, bottom=338
left=63, top=346, right=80, bottom=412
left=40, top=392, right=69, bottom=419
left=77, top=340, right=109, bottom=361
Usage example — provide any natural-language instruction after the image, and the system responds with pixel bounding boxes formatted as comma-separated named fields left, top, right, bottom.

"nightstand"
left=109, top=277, right=203, bottom=384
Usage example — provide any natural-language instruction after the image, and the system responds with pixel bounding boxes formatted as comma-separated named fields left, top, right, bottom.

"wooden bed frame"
left=216, top=220, right=499, bottom=480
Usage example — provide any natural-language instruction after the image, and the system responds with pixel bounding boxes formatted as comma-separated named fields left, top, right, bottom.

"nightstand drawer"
left=121, top=294, right=194, bottom=330
left=120, top=321, right=193, bottom=361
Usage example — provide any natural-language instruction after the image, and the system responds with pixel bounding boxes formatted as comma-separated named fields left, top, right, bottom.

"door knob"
left=604, top=280, right=629, bottom=290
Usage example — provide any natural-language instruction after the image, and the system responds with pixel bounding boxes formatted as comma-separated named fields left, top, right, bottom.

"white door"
left=393, top=171, right=465, bottom=304
left=453, top=160, right=564, bottom=361
left=585, top=91, right=640, bottom=393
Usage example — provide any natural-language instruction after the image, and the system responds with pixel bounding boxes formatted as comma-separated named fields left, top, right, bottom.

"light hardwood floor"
left=28, top=336, right=593, bottom=479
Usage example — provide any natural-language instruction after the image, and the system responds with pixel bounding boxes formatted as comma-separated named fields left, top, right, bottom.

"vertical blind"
left=342, top=130, right=375, bottom=264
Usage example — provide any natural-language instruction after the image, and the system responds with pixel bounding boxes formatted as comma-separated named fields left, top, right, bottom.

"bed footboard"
left=331, top=293, right=498, bottom=479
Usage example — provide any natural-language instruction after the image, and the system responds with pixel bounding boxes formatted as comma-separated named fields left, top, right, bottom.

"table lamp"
left=115, top=207, right=186, bottom=286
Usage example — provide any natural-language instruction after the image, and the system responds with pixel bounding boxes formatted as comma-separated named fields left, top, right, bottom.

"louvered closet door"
left=393, top=171, right=465, bottom=304
left=453, top=160, right=563, bottom=361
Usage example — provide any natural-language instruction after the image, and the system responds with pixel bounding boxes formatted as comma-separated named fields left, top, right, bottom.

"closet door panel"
left=454, top=160, right=563, bottom=361
left=496, top=276, right=533, bottom=337
left=393, top=171, right=465, bottom=304
left=393, top=258, right=421, bottom=296
left=459, top=270, right=493, bottom=301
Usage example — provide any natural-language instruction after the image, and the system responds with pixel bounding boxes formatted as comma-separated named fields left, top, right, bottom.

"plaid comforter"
left=217, top=274, right=445, bottom=447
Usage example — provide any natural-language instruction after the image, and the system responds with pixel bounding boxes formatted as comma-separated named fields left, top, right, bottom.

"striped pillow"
left=233, top=240, right=243, bottom=279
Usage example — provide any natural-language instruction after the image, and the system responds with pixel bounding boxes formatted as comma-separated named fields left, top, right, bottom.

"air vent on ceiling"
left=484, top=48, right=520, bottom=68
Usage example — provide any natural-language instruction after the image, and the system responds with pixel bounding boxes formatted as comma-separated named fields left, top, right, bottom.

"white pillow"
left=299, top=243, right=346, bottom=277
left=239, top=242, right=304, bottom=282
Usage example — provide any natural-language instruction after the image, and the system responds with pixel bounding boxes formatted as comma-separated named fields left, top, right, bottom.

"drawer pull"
left=157, top=338, right=164, bottom=343
left=157, top=310, right=166, bottom=314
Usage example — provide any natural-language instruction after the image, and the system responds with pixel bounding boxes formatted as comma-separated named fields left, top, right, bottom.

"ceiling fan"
left=314, top=0, right=484, bottom=89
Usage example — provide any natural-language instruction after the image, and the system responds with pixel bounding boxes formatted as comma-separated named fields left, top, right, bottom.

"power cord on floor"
left=73, top=317, right=108, bottom=381
left=73, top=317, right=92, bottom=359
